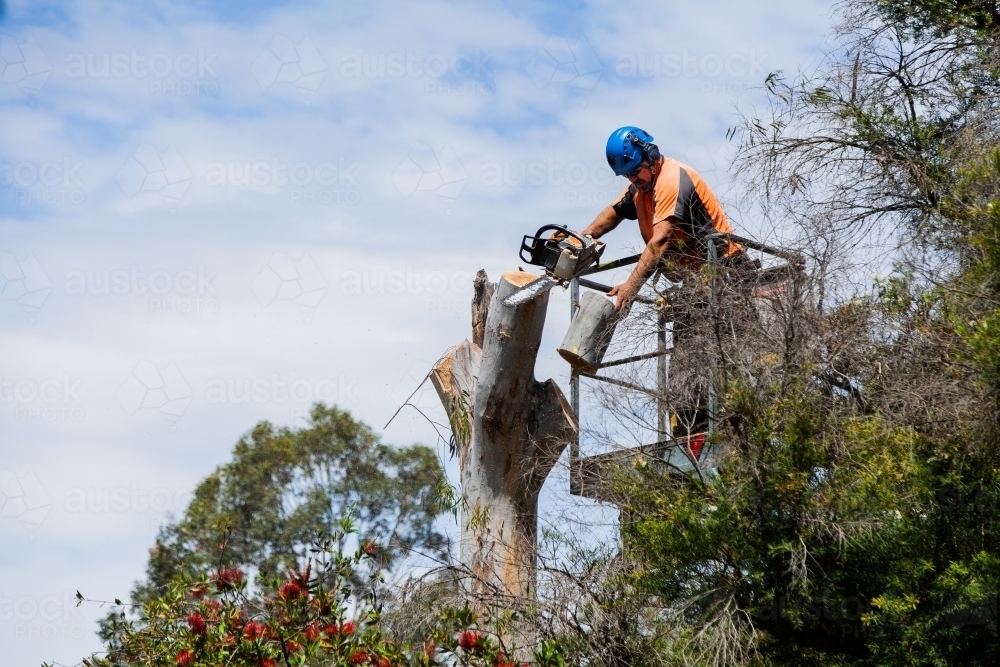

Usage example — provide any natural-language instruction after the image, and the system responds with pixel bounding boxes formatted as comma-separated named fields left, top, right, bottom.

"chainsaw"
left=502, top=225, right=606, bottom=307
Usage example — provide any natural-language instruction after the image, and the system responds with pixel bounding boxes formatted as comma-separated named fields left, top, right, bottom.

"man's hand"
left=607, top=282, right=638, bottom=311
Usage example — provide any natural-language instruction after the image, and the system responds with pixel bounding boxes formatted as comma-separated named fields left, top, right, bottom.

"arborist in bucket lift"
left=581, top=126, right=746, bottom=311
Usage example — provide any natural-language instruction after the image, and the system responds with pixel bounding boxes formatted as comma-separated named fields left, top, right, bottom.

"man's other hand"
left=607, top=282, right=637, bottom=311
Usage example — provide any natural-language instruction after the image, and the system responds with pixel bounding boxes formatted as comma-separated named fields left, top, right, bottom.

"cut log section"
left=557, top=291, right=618, bottom=374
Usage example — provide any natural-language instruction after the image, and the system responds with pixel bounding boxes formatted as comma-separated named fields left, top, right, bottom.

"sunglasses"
left=625, top=163, right=645, bottom=179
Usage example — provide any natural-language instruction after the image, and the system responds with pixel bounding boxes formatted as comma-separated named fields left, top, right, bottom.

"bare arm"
left=607, top=217, right=674, bottom=310
left=581, top=205, right=623, bottom=239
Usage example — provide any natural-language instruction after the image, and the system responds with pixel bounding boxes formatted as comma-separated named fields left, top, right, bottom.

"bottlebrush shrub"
left=77, top=516, right=564, bottom=667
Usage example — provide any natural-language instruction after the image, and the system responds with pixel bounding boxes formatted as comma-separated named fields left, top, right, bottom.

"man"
left=581, top=126, right=744, bottom=310
left=579, top=127, right=751, bottom=438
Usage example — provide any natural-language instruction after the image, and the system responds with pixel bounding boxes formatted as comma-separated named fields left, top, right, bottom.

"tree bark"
left=471, top=269, right=494, bottom=349
left=431, top=270, right=577, bottom=603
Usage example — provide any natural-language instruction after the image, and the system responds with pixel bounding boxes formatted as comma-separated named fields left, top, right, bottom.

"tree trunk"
left=431, top=270, right=577, bottom=603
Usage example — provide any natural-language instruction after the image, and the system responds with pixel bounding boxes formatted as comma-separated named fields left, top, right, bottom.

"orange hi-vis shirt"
left=612, top=157, right=739, bottom=268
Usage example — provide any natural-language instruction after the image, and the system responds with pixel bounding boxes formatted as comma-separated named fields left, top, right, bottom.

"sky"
left=0, top=0, right=832, bottom=664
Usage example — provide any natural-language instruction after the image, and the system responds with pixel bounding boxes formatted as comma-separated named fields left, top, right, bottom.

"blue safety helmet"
left=606, top=126, right=658, bottom=176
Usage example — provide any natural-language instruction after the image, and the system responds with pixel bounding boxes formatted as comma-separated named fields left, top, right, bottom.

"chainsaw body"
left=502, top=225, right=606, bottom=307
left=519, top=225, right=605, bottom=282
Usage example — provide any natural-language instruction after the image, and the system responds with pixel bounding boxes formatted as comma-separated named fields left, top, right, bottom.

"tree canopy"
left=132, top=404, right=452, bottom=607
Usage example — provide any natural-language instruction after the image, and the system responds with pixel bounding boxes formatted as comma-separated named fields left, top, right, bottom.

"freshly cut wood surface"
left=502, top=270, right=542, bottom=287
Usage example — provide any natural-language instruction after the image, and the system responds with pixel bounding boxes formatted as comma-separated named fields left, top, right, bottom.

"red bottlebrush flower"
left=259, top=659, right=277, bottom=667
left=186, top=611, right=207, bottom=635
left=341, top=621, right=356, bottom=635
left=303, top=622, right=320, bottom=642
left=190, top=583, right=208, bottom=599
left=223, top=633, right=236, bottom=645
left=322, top=623, right=339, bottom=637
left=361, top=539, right=378, bottom=556
left=458, top=629, right=483, bottom=652
left=243, top=621, right=266, bottom=641
left=213, top=567, right=244, bottom=591
left=374, top=656, right=391, bottom=667
left=278, top=581, right=305, bottom=601
left=175, top=649, right=195, bottom=666
left=285, top=640, right=303, bottom=654
left=349, top=650, right=369, bottom=665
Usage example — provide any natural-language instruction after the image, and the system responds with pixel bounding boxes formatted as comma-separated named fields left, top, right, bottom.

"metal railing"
left=568, top=232, right=802, bottom=498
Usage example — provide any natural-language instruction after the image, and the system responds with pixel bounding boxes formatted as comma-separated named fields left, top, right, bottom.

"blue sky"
left=0, top=0, right=832, bottom=664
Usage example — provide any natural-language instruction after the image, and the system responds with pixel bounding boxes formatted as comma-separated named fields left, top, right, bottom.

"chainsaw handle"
left=519, top=225, right=588, bottom=265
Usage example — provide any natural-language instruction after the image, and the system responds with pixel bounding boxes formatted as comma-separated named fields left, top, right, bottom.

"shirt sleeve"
left=612, top=184, right=638, bottom=220
left=652, top=161, right=682, bottom=226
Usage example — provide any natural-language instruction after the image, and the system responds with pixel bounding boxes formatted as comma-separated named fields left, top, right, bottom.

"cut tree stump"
left=431, top=270, right=577, bottom=603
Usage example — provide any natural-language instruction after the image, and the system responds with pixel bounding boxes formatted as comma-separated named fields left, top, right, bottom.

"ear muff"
left=627, top=131, right=660, bottom=163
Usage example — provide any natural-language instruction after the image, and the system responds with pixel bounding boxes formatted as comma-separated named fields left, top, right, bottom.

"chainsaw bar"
left=502, top=275, right=559, bottom=307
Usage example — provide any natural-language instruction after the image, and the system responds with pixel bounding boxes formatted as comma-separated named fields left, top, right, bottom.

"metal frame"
left=568, top=233, right=803, bottom=498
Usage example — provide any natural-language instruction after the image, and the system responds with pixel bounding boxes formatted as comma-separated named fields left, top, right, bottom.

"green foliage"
left=611, top=353, right=1000, bottom=665
left=877, top=0, right=1000, bottom=36
left=129, top=405, right=451, bottom=608
left=89, top=516, right=555, bottom=667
